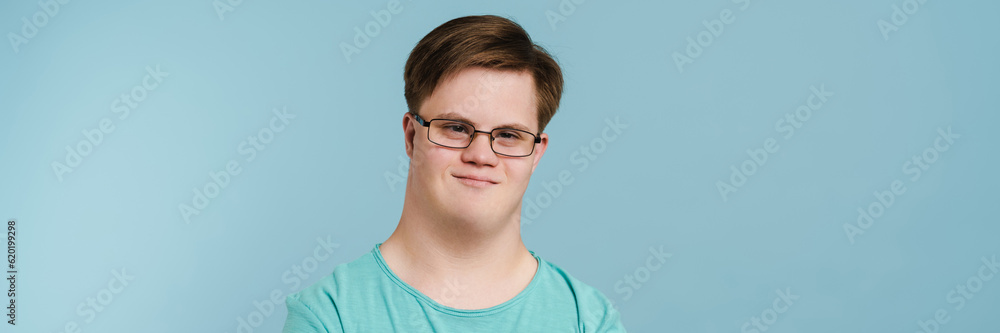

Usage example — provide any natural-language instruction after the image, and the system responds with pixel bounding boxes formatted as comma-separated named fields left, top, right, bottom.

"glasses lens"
left=492, top=129, right=535, bottom=157
left=429, top=120, right=474, bottom=147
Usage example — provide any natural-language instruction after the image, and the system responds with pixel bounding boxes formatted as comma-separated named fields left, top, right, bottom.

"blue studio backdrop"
left=2, top=0, right=999, bottom=332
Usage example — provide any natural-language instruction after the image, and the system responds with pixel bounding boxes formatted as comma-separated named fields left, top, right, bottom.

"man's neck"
left=379, top=205, right=538, bottom=309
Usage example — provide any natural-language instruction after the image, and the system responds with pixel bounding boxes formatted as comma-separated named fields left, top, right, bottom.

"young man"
left=282, top=15, right=626, bottom=332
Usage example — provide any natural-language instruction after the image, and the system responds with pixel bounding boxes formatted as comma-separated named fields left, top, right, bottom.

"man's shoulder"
left=539, top=257, right=614, bottom=305
left=538, top=256, right=627, bottom=332
left=282, top=247, right=395, bottom=332
left=286, top=247, right=381, bottom=306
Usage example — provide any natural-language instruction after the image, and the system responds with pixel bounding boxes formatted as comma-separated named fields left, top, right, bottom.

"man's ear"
left=530, top=132, right=549, bottom=174
left=403, top=112, right=416, bottom=158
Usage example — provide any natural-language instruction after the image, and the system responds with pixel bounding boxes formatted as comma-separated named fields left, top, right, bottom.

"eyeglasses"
left=412, top=113, right=541, bottom=157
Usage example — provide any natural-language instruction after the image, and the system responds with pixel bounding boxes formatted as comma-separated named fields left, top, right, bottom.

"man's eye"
left=445, top=124, right=468, bottom=133
left=496, top=131, right=522, bottom=140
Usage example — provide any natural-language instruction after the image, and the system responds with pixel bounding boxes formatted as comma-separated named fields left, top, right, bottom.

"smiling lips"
left=453, top=174, right=498, bottom=187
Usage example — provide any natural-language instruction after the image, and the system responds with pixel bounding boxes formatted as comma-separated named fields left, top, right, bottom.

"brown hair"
left=404, top=15, right=563, bottom=133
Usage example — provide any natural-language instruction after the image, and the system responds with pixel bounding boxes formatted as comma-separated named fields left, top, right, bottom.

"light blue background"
left=2, top=0, right=998, bottom=332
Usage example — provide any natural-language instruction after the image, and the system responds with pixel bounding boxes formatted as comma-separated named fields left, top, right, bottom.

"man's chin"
left=442, top=198, right=506, bottom=221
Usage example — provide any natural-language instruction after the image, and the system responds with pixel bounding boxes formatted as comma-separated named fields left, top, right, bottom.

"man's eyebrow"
left=435, top=111, right=534, bottom=133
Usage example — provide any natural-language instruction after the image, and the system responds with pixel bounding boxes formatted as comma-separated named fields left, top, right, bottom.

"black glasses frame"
left=412, top=113, right=541, bottom=157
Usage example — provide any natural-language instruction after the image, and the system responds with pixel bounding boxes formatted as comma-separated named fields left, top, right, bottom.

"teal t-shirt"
left=282, top=243, right=627, bottom=332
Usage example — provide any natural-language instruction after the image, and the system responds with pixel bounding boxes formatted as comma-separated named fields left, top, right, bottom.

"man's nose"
left=468, top=130, right=495, bottom=152
left=462, top=130, right=498, bottom=164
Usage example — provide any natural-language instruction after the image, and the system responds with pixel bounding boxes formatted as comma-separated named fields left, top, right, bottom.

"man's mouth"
left=453, top=174, right=498, bottom=187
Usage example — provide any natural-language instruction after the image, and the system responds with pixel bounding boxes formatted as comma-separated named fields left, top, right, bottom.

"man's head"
left=404, top=15, right=563, bottom=134
left=401, top=15, right=563, bottom=226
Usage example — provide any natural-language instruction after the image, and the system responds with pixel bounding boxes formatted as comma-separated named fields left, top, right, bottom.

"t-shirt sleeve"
left=592, top=304, right=627, bottom=333
left=282, top=293, right=339, bottom=333
left=580, top=288, right=628, bottom=333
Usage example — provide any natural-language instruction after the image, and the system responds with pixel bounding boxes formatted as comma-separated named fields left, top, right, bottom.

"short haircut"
left=404, top=15, right=563, bottom=134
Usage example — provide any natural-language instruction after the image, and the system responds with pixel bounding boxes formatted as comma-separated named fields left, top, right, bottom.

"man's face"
left=403, top=67, right=549, bottom=225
